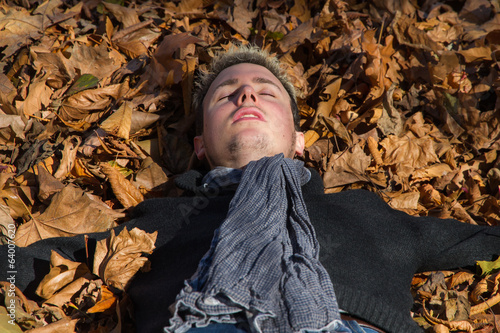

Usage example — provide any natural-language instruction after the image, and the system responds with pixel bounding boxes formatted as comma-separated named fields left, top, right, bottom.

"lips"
left=232, top=108, right=265, bottom=123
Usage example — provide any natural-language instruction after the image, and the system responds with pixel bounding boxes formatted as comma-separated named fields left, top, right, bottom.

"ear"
left=193, top=135, right=206, bottom=160
left=294, top=131, right=305, bottom=157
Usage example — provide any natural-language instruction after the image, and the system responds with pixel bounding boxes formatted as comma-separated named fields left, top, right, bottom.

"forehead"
left=206, top=63, right=285, bottom=96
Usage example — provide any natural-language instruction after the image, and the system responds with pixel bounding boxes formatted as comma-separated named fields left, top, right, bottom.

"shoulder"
left=306, top=188, right=391, bottom=211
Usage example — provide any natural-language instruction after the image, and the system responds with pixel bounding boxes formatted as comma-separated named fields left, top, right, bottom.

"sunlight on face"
left=194, top=63, right=304, bottom=169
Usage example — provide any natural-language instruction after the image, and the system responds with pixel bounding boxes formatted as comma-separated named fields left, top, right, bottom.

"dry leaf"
left=290, top=0, right=311, bottom=22
left=86, top=285, right=117, bottom=314
left=226, top=0, right=258, bottom=38
left=27, top=317, right=78, bottom=333
left=316, top=78, right=342, bottom=119
left=433, top=324, right=450, bottom=333
left=43, top=276, right=91, bottom=308
left=323, top=144, right=371, bottom=188
left=36, top=165, right=64, bottom=202
left=304, top=130, right=320, bottom=149
left=65, top=43, right=122, bottom=81
left=1, top=0, right=500, bottom=331
left=132, top=157, right=169, bottom=193
left=59, top=83, right=127, bottom=121
left=114, top=27, right=161, bottom=58
left=100, top=163, right=144, bottom=209
left=377, top=84, right=405, bottom=136
left=0, top=7, right=43, bottom=60
left=458, top=46, right=493, bottom=63
left=103, top=2, right=140, bottom=29
left=0, top=281, right=41, bottom=330
left=140, top=32, right=202, bottom=91
left=100, top=102, right=133, bottom=140
left=367, top=136, right=383, bottom=166
left=35, top=251, right=90, bottom=299
left=279, top=18, right=316, bottom=53
left=411, top=164, right=453, bottom=182
left=17, top=73, right=52, bottom=117
left=319, top=115, right=351, bottom=145
left=15, top=186, right=117, bottom=247
left=129, top=111, right=161, bottom=135
left=384, top=191, right=420, bottom=210
left=53, top=135, right=82, bottom=179
left=32, top=50, right=73, bottom=89
left=381, top=134, right=440, bottom=169
left=0, top=115, right=27, bottom=140
left=418, top=184, right=443, bottom=207
left=0, top=203, right=15, bottom=241
left=0, top=306, right=23, bottom=332
left=93, top=227, right=157, bottom=290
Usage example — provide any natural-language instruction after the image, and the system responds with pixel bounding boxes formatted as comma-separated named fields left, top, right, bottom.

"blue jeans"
left=186, top=324, right=246, bottom=332
left=342, top=320, right=381, bottom=333
left=186, top=320, right=381, bottom=332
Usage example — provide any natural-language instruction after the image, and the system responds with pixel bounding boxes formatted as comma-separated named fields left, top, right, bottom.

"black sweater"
left=3, top=170, right=500, bottom=333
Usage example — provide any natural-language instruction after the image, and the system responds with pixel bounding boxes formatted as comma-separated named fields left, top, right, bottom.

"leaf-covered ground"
left=0, top=0, right=499, bottom=332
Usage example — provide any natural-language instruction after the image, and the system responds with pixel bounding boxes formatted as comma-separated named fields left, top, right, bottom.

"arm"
left=413, top=215, right=500, bottom=272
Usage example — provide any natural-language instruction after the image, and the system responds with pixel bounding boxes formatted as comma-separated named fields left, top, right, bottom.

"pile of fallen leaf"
left=1, top=227, right=156, bottom=332
left=0, top=0, right=499, bottom=331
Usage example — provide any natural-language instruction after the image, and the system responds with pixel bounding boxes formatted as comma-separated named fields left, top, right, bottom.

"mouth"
left=232, top=108, right=265, bottom=123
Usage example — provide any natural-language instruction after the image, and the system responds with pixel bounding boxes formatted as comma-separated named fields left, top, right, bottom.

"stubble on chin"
left=227, top=131, right=297, bottom=162
left=227, top=134, right=267, bottom=156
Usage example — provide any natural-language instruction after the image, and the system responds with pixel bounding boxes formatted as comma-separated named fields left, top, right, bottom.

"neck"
left=209, top=153, right=297, bottom=170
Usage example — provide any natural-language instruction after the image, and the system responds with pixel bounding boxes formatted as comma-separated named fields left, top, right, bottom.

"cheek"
left=204, top=112, right=223, bottom=135
left=275, top=106, right=295, bottom=130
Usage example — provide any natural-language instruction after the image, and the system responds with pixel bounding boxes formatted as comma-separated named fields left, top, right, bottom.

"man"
left=166, top=46, right=348, bottom=333
left=2, top=45, right=500, bottom=333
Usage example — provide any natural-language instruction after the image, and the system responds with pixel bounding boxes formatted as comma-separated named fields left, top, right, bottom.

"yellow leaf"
left=304, top=130, right=320, bottom=149
left=87, top=285, right=117, bottom=313
left=477, top=256, right=500, bottom=276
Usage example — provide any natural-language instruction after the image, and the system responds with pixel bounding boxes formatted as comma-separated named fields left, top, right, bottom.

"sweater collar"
left=202, top=160, right=311, bottom=190
left=175, top=164, right=324, bottom=196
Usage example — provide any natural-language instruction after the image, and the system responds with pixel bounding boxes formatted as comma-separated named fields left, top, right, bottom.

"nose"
left=237, top=85, right=257, bottom=105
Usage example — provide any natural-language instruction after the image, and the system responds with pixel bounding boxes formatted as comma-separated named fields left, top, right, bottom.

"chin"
left=228, top=133, right=270, bottom=155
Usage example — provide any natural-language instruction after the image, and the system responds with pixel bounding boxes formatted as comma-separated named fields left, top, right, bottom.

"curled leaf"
left=44, top=276, right=92, bottom=308
left=53, top=135, right=82, bottom=179
left=100, top=162, right=144, bottom=209
left=35, top=251, right=89, bottom=300
left=93, top=227, right=157, bottom=291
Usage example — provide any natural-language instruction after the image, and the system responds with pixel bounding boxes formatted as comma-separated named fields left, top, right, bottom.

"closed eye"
left=218, top=93, right=235, bottom=101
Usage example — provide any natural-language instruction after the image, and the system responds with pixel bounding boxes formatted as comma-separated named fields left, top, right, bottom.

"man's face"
left=194, top=63, right=304, bottom=169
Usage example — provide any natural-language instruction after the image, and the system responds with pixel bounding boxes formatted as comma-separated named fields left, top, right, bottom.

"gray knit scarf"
left=166, top=154, right=346, bottom=333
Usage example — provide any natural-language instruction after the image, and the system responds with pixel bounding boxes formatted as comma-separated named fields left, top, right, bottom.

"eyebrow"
left=212, top=77, right=283, bottom=95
